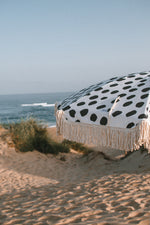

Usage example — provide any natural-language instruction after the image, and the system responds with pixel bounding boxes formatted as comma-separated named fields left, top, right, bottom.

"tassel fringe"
left=56, top=109, right=150, bottom=152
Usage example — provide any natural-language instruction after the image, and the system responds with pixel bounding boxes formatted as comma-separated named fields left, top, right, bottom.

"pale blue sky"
left=0, top=0, right=150, bottom=94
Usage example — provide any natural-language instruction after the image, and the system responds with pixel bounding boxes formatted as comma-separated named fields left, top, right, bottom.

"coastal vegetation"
left=62, top=139, right=93, bottom=155
left=0, top=118, right=92, bottom=155
left=7, top=118, right=69, bottom=154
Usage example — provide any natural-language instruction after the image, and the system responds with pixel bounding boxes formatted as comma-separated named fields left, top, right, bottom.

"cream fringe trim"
left=56, top=110, right=150, bottom=152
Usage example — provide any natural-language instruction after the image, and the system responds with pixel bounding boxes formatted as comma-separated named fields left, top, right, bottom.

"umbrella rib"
left=108, top=96, right=120, bottom=125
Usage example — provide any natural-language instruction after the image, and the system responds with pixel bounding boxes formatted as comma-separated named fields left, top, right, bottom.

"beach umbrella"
left=55, top=71, right=150, bottom=152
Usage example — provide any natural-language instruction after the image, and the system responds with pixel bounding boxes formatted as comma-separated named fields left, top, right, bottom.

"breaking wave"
left=21, top=103, right=55, bottom=107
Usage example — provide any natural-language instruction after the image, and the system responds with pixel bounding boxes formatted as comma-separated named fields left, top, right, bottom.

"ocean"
left=0, top=92, right=73, bottom=127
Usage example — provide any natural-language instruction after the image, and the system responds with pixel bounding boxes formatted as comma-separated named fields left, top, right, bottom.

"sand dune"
left=0, top=128, right=150, bottom=224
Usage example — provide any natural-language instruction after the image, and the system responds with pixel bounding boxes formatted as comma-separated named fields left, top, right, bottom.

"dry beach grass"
left=0, top=126, right=150, bottom=224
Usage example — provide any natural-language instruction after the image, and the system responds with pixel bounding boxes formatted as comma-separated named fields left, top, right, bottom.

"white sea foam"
left=21, top=103, right=55, bottom=107
left=49, top=125, right=56, bottom=128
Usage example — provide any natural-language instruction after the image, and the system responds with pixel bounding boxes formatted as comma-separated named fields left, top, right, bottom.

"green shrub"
left=9, top=118, right=69, bottom=154
left=62, top=139, right=93, bottom=155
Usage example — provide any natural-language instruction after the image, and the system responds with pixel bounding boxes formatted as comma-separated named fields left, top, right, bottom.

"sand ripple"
left=0, top=139, right=150, bottom=224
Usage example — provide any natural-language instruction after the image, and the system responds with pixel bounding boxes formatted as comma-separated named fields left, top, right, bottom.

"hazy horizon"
left=0, top=90, right=74, bottom=96
left=0, top=0, right=150, bottom=95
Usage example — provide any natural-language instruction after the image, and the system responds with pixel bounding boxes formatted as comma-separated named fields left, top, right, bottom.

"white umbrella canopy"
left=55, top=71, right=150, bottom=152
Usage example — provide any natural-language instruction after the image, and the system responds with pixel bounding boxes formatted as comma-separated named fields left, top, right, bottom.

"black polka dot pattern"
left=100, top=117, right=108, bottom=125
left=140, top=72, right=148, bottom=75
left=90, top=114, right=97, bottom=122
left=111, top=90, right=119, bottom=94
left=102, top=89, right=109, bottom=93
left=57, top=71, right=150, bottom=130
left=88, top=101, right=97, bottom=105
left=63, top=105, right=71, bottom=111
left=110, top=83, right=118, bottom=87
left=97, top=105, right=106, bottom=109
left=127, top=95, right=135, bottom=100
left=112, top=111, right=122, bottom=117
left=126, top=122, right=135, bottom=128
left=101, top=96, right=107, bottom=100
left=77, top=102, right=85, bottom=106
left=69, top=110, right=76, bottom=117
left=138, top=83, right=145, bottom=87
left=129, top=88, right=138, bottom=92
left=126, top=110, right=137, bottom=117
left=136, top=102, right=144, bottom=108
left=123, top=101, right=133, bottom=107
left=95, top=87, right=103, bottom=91
left=125, top=81, right=133, bottom=84
left=138, top=114, right=148, bottom=119
left=75, top=120, right=80, bottom=122
left=123, top=86, right=132, bottom=90
left=80, top=109, right=88, bottom=116
left=135, top=77, right=143, bottom=80
left=89, top=95, right=98, bottom=100
left=140, top=79, right=147, bottom=82
left=111, top=100, right=115, bottom=104
left=117, top=77, right=125, bottom=81
left=141, top=94, right=148, bottom=99
left=110, top=76, right=118, bottom=80
left=142, top=87, right=150, bottom=92
left=128, top=74, right=135, bottom=78
left=119, top=93, right=127, bottom=98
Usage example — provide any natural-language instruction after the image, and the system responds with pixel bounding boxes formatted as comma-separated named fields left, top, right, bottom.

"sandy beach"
left=0, top=127, right=150, bottom=224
